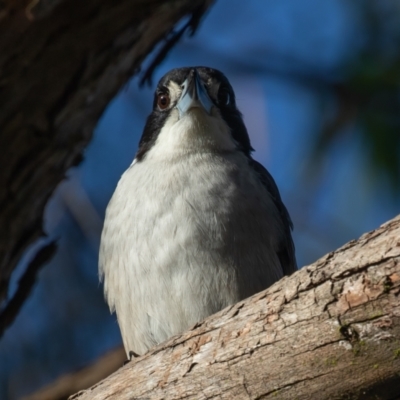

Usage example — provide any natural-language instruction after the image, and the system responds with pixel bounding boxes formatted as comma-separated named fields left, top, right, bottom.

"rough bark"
left=71, top=215, right=400, bottom=400
left=0, top=0, right=214, bottom=313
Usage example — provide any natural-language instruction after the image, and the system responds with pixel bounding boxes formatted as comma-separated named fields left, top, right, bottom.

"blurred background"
left=1, top=0, right=399, bottom=398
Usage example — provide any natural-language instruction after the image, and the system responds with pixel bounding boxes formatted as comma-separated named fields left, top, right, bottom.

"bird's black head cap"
left=136, top=66, right=253, bottom=161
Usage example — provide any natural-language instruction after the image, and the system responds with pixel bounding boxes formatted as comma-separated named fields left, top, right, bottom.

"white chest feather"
left=99, top=112, right=284, bottom=355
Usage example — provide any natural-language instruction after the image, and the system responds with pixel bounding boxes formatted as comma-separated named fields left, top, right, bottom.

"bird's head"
left=135, top=67, right=253, bottom=161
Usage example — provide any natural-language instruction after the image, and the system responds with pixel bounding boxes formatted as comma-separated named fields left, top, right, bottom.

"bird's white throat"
left=145, top=108, right=236, bottom=161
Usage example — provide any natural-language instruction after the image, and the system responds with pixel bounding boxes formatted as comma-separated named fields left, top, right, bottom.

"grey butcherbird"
left=99, top=67, right=297, bottom=358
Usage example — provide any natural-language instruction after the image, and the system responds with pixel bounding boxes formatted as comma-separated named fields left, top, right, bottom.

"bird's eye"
left=157, top=93, right=170, bottom=110
left=218, top=88, right=231, bottom=106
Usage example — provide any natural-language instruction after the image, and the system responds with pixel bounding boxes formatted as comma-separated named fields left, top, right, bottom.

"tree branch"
left=0, top=0, right=214, bottom=319
left=0, top=241, right=57, bottom=338
left=71, top=215, right=400, bottom=400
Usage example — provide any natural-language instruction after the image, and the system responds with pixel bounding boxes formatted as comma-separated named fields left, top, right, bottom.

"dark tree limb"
left=0, top=240, right=56, bottom=338
left=71, top=216, right=400, bottom=400
left=0, top=0, right=214, bottom=318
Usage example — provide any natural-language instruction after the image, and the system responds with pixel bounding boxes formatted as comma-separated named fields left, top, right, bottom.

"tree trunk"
left=71, top=215, right=400, bottom=400
left=0, top=0, right=213, bottom=327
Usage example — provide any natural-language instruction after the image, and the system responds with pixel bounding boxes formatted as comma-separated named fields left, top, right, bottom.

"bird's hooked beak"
left=177, top=69, right=213, bottom=118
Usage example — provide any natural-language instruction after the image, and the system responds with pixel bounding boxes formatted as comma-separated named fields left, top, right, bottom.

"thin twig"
left=140, top=1, right=214, bottom=86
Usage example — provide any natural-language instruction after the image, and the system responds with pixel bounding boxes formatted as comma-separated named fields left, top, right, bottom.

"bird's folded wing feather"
left=249, top=159, right=297, bottom=275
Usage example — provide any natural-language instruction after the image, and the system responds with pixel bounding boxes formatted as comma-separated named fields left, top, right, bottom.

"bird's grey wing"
left=249, top=159, right=297, bottom=275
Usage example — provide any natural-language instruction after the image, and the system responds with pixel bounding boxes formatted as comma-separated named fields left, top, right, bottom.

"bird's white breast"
left=99, top=112, right=285, bottom=355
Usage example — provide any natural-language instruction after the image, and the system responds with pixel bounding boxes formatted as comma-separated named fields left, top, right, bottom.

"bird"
left=99, top=66, right=296, bottom=358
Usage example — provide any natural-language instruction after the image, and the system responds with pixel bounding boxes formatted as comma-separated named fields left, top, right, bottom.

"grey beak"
left=177, top=69, right=213, bottom=118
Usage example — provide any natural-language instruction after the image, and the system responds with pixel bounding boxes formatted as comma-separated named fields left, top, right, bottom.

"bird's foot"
left=124, top=350, right=140, bottom=365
